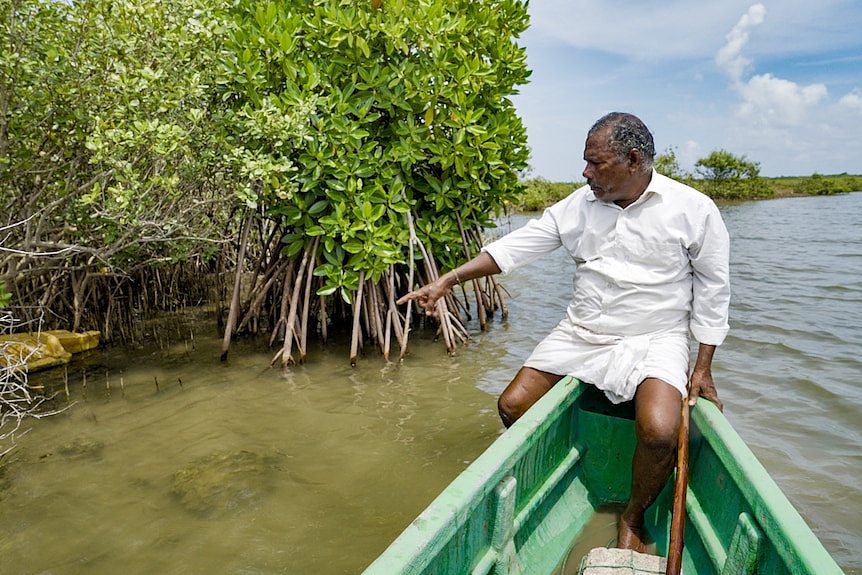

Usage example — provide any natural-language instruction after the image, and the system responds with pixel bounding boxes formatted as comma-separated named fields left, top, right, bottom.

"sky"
left=512, top=1, right=862, bottom=181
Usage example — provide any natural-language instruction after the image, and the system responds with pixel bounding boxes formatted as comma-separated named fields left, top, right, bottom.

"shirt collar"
left=585, top=169, right=664, bottom=206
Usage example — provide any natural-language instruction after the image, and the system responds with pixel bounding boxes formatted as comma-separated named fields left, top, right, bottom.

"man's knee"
left=497, top=367, right=562, bottom=428
left=497, top=390, right=525, bottom=428
left=635, top=414, right=678, bottom=451
left=634, top=378, right=682, bottom=451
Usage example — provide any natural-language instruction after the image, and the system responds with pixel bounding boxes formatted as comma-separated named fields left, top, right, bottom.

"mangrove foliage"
left=1, top=0, right=531, bottom=364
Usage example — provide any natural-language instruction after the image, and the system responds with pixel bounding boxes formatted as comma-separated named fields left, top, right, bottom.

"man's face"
left=582, top=128, right=638, bottom=205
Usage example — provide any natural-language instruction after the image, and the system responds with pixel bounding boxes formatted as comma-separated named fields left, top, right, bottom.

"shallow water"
left=1, top=193, right=860, bottom=574
left=550, top=505, right=644, bottom=575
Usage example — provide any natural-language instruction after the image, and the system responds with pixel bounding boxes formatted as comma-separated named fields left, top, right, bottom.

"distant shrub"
left=790, top=174, right=862, bottom=195
left=696, top=177, right=772, bottom=200
left=654, top=147, right=689, bottom=180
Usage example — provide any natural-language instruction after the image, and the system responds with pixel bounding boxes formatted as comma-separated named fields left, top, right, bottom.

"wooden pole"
left=666, top=398, right=690, bottom=575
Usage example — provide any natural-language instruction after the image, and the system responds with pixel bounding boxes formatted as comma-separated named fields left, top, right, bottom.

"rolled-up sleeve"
left=689, top=203, right=731, bottom=345
left=481, top=208, right=564, bottom=274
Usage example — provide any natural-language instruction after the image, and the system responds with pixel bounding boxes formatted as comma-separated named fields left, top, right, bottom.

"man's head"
left=587, top=112, right=655, bottom=173
left=582, top=113, right=655, bottom=208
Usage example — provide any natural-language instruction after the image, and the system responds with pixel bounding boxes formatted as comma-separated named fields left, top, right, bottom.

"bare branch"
left=1, top=310, right=73, bottom=459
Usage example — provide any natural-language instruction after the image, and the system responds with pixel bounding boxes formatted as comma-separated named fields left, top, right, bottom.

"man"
left=397, top=112, right=730, bottom=551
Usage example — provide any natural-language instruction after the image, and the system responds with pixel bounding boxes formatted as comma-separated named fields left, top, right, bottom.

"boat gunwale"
left=362, top=376, right=586, bottom=574
left=690, top=401, right=844, bottom=574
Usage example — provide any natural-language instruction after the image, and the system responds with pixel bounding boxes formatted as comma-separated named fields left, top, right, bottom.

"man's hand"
left=688, top=343, right=723, bottom=411
left=396, top=253, right=502, bottom=317
left=688, top=367, right=723, bottom=411
left=396, top=277, right=451, bottom=318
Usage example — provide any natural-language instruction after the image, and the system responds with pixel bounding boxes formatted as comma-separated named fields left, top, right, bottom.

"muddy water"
left=0, top=331, right=510, bottom=575
left=1, top=193, right=860, bottom=574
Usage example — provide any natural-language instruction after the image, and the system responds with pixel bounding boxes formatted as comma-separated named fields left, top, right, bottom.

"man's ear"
left=627, top=149, right=641, bottom=171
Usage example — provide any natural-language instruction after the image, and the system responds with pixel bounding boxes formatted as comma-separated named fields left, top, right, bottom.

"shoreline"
left=516, top=174, right=862, bottom=211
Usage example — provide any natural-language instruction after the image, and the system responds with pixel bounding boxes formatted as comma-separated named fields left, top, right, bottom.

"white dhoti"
left=523, top=319, right=690, bottom=404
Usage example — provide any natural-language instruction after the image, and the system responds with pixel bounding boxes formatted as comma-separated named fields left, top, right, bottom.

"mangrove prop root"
left=410, top=218, right=455, bottom=352
left=370, top=281, right=386, bottom=357
left=237, top=257, right=289, bottom=335
left=349, top=271, right=366, bottom=366
left=270, top=260, right=297, bottom=347
left=298, top=239, right=318, bottom=364
left=492, top=277, right=509, bottom=319
left=221, top=214, right=253, bottom=362
left=11, top=205, right=506, bottom=367
left=320, top=294, right=328, bottom=344
left=401, top=212, right=418, bottom=359
left=280, top=239, right=315, bottom=368
left=457, top=213, right=486, bottom=330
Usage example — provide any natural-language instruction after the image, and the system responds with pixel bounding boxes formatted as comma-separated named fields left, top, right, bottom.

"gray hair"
left=588, top=112, right=655, bottom=173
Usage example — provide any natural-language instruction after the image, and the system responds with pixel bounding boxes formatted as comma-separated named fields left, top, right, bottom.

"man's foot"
left=617, top=515, right=647, bottom=553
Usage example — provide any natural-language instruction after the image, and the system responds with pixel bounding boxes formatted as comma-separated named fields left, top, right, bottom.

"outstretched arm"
left=688, top=343, right=723, bottom=411
left=396, top=252, right=501, bottom=317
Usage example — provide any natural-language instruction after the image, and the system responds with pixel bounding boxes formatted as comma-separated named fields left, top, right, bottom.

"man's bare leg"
left=497, top=367, right=564, bottom=428
left=617, top=378, right=682, bottom=552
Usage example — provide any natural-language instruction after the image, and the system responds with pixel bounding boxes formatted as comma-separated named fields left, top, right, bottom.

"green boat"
left=362, top=376, right=844, bottom=575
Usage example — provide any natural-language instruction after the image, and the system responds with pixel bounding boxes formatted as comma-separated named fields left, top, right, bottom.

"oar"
left=666, top=396, right=690, bottom=575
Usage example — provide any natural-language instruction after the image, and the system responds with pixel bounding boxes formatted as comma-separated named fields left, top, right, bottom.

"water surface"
left=1, top=193, right=860, bottom=574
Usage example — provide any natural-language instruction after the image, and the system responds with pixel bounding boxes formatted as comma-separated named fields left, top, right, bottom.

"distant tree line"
left=519, top=148, right=862, bottom=210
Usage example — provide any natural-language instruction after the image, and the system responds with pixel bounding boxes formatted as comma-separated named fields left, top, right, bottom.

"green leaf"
left=340, top=288, right=353, bottom=305
left=284, top=240, right=305, bottom=257
left=343, top=239, right=364, bottom=254
left=316, top=284, right=339, bottom=296
left=308, top=199, right=329, bottom=215
left=355, top=36, right=371, bottom=59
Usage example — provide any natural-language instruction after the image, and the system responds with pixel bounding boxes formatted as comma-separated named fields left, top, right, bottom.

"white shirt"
left=483, top=171, right=730, bottom=346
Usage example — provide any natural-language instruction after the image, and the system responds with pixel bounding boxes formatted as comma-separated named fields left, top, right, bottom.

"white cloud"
left=839, top=91, right=862, bottom=112
left=516, top=1, right=862, bottom=179
left=527, top=0, right=862, bottom=63
left=715, top=4, right=767, bottom=81
left=714, top=5, right=828, bottom=127
left=525, top=1, right=751, bottom=60
left=737, top=74, right=828, bottom=126
left=726, top=105, right=862, bottom=176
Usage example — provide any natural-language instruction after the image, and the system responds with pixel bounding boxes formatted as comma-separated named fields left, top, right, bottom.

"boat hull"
left=362, top=377, right=843, bottom=575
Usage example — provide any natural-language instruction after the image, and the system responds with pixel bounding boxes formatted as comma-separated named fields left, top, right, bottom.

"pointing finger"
left=396, top=290, right=421, bottom=305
